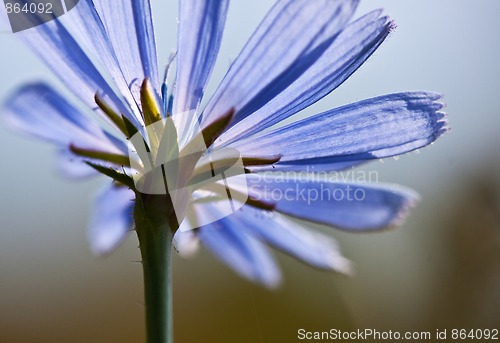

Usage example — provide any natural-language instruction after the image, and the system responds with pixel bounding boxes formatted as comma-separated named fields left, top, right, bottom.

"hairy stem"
left=135, top=194, right=177, bottom=343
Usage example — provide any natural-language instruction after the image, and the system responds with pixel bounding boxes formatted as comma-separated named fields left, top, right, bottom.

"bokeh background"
left=1, top=1, right=499, bottom=342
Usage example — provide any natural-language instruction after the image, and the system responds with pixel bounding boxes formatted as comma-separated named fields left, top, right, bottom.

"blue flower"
left=2, top=0, right=447, bottom=287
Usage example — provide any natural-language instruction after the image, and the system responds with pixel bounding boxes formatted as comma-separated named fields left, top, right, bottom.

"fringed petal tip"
left=370, top=183, right=421, bottom=230
left=263, top=273, right=283, bottom=290
left=375, top=91, right=450, bottom=155
left=433, top=93, right=450, bottom=125
left=435, top=120, right=450, bottom=140
left=323, top=250, right=354, bottom=276
left=388, top=20, right=397, bottom=34
left=233, top=91, right=449, bottom=171
left=336, top=259, right=355, bottom=277
left=424, top=92, right=450, bottom=142
left=375, top=12, right=397, bottom=33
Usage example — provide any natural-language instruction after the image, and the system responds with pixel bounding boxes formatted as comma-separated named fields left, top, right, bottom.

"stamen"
left=141, top=78, right=162, bottom=126
left=94, top=93, right=128, bottom=137
left=190, top=154, right=281, bottom=187
left=200, top=108, right=235, bottom=148
left=202, top=182, right=275, bottom=211
left=191, top=156, right=240, bottom=184
left=242, top=155, right=281, bottom=166
left=70, top=144, right=131, bottom=168
left=86, top=162, right=135, bottom=189
left=122, top=114, right=139, bottom=139
left=179, top=107, right=235, bottom=160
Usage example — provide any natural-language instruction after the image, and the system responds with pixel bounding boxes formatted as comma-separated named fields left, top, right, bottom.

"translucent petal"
left=196, top=202, right=281, bottom=288
left=229, top=206, right=352, bottom=273
left=3, top=83, right=122, bottom=153
left=232, top=92, right=447, bottom=169
left=201, top=0, right=358, bottom=130
left=216, top=10, right=394, bottom=145
left=245, top=174, right=420, bottom=230
left=88, top=185, right=134, bottom=255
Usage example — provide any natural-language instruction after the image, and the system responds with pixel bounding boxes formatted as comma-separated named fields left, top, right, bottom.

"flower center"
left=69, top=80, right=281, bottom=230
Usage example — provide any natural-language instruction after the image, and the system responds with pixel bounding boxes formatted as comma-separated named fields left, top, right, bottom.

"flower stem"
left=135, top=194, right=177, bottom=343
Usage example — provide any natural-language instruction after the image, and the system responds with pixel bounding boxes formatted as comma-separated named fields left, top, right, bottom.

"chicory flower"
left=2, top=0, right=447, bottom=289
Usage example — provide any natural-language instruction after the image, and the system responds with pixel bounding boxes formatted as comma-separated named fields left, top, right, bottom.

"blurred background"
left=1, top=0, right=499, bottom=342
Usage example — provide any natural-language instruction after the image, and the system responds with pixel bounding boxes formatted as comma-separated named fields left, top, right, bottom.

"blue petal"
left=0, top=4, right=9, bottom=30
left=172, top=0, right=229, bottom=143
left=3, top=83, right=122, bottom=153
left=172, top=230, right=200, bottom=258
left=130, top=0, right=160, bottom=89
left=93, top=0, right=160, bottom=94
left=245, top=174, right=420, bottom=230
left=60, top=0, right=144, bottom=122
left=88, top=185, right=135, bottom=255
left=173, top=0, right=229, bottom=115
left=56, top=150, right=99, bottom=179
left=201, top=0, right=358, bottom=130
left=14, top=6, right=139, bottom=127
left=217, top=10, right=394, bottom=145
left=232, top=92, right=447, bottom=168
left=196, top=205, right=281, bottom=287
left=228, top=206, right=352, bottom=273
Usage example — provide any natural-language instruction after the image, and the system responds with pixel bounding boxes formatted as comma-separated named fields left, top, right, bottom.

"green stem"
left=135, top=194, right=177, bottom=343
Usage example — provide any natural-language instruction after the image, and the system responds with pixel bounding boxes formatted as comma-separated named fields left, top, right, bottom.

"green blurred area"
left=1, top=1, right=500, bottom=342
